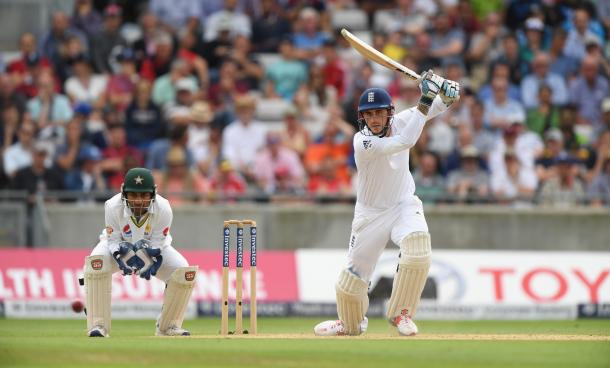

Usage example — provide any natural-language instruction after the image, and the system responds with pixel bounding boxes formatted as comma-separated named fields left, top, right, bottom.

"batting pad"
left=335, top=268, right=369, bottom=335
left=157, top=266, right=198, bottom=333
left=84, top=255, right=112, bottom=334
left=386, top=232, right=431, bottom=320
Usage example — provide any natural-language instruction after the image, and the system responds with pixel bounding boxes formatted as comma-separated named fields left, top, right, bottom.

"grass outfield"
left=1, top=318, right=609, bottom=368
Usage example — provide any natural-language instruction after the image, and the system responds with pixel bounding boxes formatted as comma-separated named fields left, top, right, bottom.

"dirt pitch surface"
left=189, top=333, right=610, bottom=341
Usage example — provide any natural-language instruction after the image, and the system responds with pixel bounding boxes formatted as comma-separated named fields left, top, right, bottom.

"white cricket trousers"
left=346, top=196, right=429, bottom=283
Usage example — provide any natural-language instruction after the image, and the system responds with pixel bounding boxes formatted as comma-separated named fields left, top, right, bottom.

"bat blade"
left=340, top=28, right=420, bottom=81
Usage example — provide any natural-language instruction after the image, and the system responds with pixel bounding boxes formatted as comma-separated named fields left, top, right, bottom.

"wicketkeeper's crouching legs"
left=84, top=255, right=113, bottom=337
left=156, top=266, right=198, bottom=336
left=386, top=231, right=431, bottom=335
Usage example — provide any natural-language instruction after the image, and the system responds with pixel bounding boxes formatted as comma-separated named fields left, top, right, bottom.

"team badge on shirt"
left=362, top=140, right=372, bottom=150
left=123, top=224, right=132, bottom=238
left=144, top=223, right=151, bottom=236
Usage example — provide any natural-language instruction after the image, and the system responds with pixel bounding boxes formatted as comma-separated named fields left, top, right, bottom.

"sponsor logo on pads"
left=91, top=259, right=103, bottom=270
left=185, top=271, right=196, bottom=281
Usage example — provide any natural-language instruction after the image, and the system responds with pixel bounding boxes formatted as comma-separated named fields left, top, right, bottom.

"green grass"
left=1, top=318, right=609, bottom=368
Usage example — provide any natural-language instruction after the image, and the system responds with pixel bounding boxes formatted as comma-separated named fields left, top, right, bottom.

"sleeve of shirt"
left=150, top=200, right=173, bottom=249
left=354, top=108, right=427, bottom=160
left=104, top=201, right=122, bottom=255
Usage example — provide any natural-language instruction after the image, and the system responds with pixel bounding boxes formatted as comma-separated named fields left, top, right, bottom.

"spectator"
left=563, top=7, right=602, bottom=60
left=125, top=80, right=166, bottom=151
left=53, top=34, right=87, bottom=84
left=64, top=54, right=108, bottom=107
left=207, top=58, right=250, bottom=111
left=491, top=148, right=537, bottom=202
left=209, top=159, right=247, bottom=198
left=1, top=103, right=21, bottom=154
left=188, top=101, right=214, bottom=153
left=548, top=28, right=579, bottom=79
left=495, top=33, right=527, bottom=84
left=194, top=123, right=223, bottom=178
left=204, top=0, right=252, bottom=42
left=291, top=7, right=329, bottom=60
left=264, top=38, right=308, bottom=100
left=376, top=0, right=428, bottom=36
left=568, top=56, right=609, bottom=128
left=11, top=141, right=64, bottom=199
left=477, top=62, right=521, bottom=103
left=64, top=144, right=106, bottom=193
left=466, top=12, right=506, bottom=87
left=535, top=128, right=565, bottom=183
left=229, top=35, right=264, bottom=92
left=0, top=74, right=26, bottom=115
left=221, top=94, right=266, bottom=179
left=307, top=158, right=352, bottom=196
left=279, top=106, right=310, bottom=159
left=470, top=100, right=496, bottom=159
left=6, top=33, right=52, bottom=99
left=520, top=52, right=568, bottom=109
left=89, top=4, right=127, bottom=74
left=253, top=132, right=305, bottom=195
left=525, top=84, right=561, bottom=137
left=429, top=12, right=465, bottom=67
left=70, top=0, right=103, bottom=38
left=518, top=17, right=548, bottom=66
left=483, top=77, right=525, bottom=132
left=304, top=118, right=353, bottom=187
left=413, top=151, right=446, bottom=203
left=40, top=11, right=88, bottom=67
left=293, top=64, right=338, bottom=122
left=54, top=116, right=85, bottom=172
left=176, top=28, right=210, bottom=91
left=149, top=0, right=201, bottom=33
left=100, top=124, right=143, bottom=190
left=140, top=32, right=176, bottom=82
left=3, top=121, right=37, bottom=177
left=251, top=0, right=292, bottom=53
left=321, top=39, right=347, bottom=100
left=446, top=145, right=490, bottom=202
left=588, top=154, right=610, bottom=207
left=152, top=60, right=196, bottom=108
left=154, top=146, right=210, bottom=205
left=146, top=124, right=194, bottom=171
left=106, top=48, right=139, bottom=112
left=538, top=152, right=586, bottom=207
left=165, top=78, right=198, bottom=124
left=27, top=72, right=73, bottom=143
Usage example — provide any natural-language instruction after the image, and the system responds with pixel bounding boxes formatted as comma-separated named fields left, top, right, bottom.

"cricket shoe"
left=88, top=325, right=108, bottom=337
left=313, top=317, right=368, bottom=336
left=390, top=309, right=418, bottom=336
left=156, top=325, right=191, bottom=336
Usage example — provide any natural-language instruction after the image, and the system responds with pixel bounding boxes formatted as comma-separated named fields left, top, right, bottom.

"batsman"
left=314, top=71, right=459, bottom=336
left=83, top=167, right=198, bottom=337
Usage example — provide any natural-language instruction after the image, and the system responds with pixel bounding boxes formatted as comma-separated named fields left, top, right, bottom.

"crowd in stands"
left=0, top=0, right=609, bottom=207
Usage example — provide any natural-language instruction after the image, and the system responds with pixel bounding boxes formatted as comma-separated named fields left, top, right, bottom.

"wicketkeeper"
left=83, top=167, right=197, bottom=337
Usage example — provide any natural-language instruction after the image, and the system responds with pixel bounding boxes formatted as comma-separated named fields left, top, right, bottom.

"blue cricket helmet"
left=358, top=87, right=393, bottom=113
left=357, top=87, right=395, bottom=137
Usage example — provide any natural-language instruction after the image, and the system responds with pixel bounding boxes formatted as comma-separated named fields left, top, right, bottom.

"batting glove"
left=440, top=79, right=460, bottom=106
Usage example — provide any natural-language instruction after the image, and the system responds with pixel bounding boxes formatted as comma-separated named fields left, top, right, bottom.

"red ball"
left=71, top=300, right=85, bottom=313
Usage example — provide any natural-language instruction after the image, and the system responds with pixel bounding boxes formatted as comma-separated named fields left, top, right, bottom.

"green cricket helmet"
left=121, top=168, right=156, bottom=215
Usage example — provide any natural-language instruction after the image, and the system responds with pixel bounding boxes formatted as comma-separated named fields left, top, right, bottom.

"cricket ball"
left=72, top=300, right=85, bottom=313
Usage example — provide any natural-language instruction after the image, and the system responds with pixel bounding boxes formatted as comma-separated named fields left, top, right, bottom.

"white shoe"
left=88, top=325, right=108, bottom=337
left=390, top=309, right=418, bottom=336
left=156, top=325, right=191, bottom=336
left=314, top=317, right=368, bottom=336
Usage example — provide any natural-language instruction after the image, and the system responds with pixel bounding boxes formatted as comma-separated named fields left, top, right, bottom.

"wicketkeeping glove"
left=113, top=242, right=136, bottom=275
